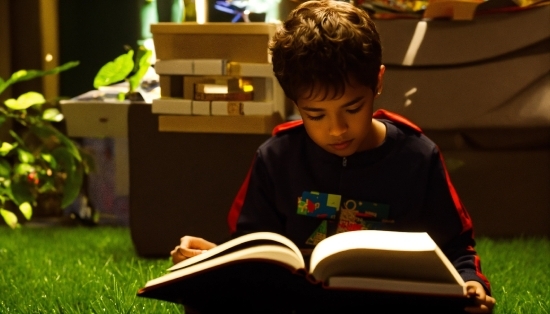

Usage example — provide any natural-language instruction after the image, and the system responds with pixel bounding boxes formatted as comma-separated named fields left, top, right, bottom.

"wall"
left=58, top=0, right=141, bottom=98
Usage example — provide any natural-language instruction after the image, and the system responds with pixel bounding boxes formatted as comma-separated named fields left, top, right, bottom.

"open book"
left=138, top=230, right=472, bottom=313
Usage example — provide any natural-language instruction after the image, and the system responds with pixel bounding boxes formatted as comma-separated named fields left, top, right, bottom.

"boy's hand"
left=464, top=281, right=496, bottom=313
left=170, top=236, right=217, bottom=264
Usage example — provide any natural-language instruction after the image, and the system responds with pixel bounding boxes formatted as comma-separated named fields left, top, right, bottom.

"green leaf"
left=14, top=163, right=34, bottom=175
left=0, top=61, right=79, bottom=96
left=41, top=153, right=57, bottom=169
left=4, top=92, right=46, bottom=110
left=93, top=50, right=135, bottom=88
left=8, top=130, right=25, bottom=148
left=17, top=149, right=35, bottom=164
left=0, top=142, right=16, bottom=156
left=1, top=179, right=14, bottom=200
left=61, top=166, right=83, bottom=208
left=31, top=125, right=82, bottom=162
left=19, top=202, right=32, bottom=220
left=42, top=108, right=64, bottom=122
left=128, top=48, right=152, bottom=92
left=47, top=61, right=80, bottom=74
left=80, top=149, right=95, bottom=174
left=10, top=70, right=29, bottom=81
left=10, top=178, right=34, bottom=205
left=51, top=147, right=83, bottom=208
left=0, top=209, right=18, bottom=229
left=38, top=180, right=56, bottom=194
left=0, top=159, right=11, bottom=178
left=51, top=146, right=76, bottom=171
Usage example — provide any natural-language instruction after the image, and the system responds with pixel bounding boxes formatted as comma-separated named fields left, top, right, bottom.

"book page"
left=310, top=230, right=464, bottom=285
left=145, top=244, right=304, bottom=288
left=328, top=276, right=465, bottom=296
left=168, top=232, right=304, bottom=272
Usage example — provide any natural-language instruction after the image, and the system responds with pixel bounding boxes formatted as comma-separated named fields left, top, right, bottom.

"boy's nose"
left=329, top=116, right=348, bottom=137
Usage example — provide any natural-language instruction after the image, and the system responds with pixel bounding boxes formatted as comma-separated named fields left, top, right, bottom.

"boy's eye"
left=347, top=104, right=363, bottom=114
left=307, top=115, right=324, bottom=121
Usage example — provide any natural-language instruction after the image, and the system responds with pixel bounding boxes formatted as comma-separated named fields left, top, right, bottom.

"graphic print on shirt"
left=297, top=191, right=341, bottom=219
left=297, top=191, right=392, bottom=245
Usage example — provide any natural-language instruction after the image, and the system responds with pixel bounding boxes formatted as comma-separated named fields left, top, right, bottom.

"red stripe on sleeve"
left=227, top=158, right=255, bottom=234
left=272, top=119, right=303, bottom=136
left=475, top=255, right=492, bottom=292
left=373, top=109, right=423, bottom=133
left=439, top=151, right=473, bottom=234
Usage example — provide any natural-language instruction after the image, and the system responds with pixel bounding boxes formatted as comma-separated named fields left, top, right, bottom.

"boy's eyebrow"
left=301, top=96, right=365, bottom=112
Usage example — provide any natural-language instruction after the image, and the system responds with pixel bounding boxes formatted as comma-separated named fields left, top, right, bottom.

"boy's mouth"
left=330, top=140, right=352, bottom=151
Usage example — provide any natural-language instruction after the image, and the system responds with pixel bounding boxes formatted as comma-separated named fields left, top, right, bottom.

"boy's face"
left=295, top=67, right=385, bottom=157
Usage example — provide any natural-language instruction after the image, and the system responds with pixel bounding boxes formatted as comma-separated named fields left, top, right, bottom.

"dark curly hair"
left=269, top=0, right=382, bottom=102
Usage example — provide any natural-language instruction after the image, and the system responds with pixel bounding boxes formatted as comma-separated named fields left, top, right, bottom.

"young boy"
left=171, top=0, right=495, bottom=312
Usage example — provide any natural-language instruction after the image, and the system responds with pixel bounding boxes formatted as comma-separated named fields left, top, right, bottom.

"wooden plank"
left=158, top=114, right=284, bottom=135
left=151, top=22, right=278, bottom=35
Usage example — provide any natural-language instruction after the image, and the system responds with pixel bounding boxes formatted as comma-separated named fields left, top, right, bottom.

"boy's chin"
left=325, top=147, right=355, bottom=158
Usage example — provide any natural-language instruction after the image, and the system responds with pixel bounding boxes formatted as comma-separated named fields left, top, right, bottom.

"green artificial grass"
left=0, top=226, right=549, bottom=313
left=0, top=226, right=182, bottom=313
left=474, top=236, right=550, bottom=314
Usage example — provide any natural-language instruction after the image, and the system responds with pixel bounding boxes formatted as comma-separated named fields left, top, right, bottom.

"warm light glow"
left=45, top=54, right=53, bottom=62
left=196, top=0, right=207, bottom=24
left=243, top=84, right=254, bottom=93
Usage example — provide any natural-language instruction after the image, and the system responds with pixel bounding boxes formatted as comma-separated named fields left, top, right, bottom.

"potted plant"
left=93, top=45, right=153, bottom=101
left=0, top=61, right=95, bottom=228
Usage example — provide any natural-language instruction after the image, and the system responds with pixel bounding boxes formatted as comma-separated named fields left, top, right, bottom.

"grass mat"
left=0, top=226, right=548, bottom=313
left=0, top=226, right=182, bottom=313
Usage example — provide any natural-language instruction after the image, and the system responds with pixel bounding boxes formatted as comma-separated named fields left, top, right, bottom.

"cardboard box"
left=151, top=23, right=277, bottom=63
left=211, top=101, right=243, bottom=116
left=191, top=100, right=211, bottom=115
left=152, top=98, right=192, bottom=115
left=60, top=98, right=130, bottom=138
left=59, top=93, right=133, bottom=197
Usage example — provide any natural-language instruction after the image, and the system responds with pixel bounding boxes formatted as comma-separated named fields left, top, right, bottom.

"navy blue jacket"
left=228, top=110, right=491, bottom=293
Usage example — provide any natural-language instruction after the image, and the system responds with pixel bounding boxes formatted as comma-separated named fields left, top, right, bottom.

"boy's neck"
left=364, top=119, right=387, bottom=151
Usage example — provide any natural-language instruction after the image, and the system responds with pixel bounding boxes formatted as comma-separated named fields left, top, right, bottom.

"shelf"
left=158, top=113, right=284, bottom=135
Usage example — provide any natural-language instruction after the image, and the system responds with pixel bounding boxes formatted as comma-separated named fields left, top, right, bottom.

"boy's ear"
left=375, top=65, right=386, bottom=98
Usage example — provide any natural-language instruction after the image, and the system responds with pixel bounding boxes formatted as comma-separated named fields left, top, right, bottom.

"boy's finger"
left=180, top=236, right=216, bottom=250
left=466, top=286, right=478, bottom=295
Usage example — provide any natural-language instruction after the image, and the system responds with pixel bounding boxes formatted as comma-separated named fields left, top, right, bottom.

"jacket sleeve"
left=424, top=147, right=492, bottom=295
left=227, top=150, right=285, bottom=237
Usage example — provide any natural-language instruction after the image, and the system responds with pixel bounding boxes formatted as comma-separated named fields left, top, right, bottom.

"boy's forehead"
left=297, top=76, right=366, bottom=103
left=297, top=86, right=345, bottom=103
